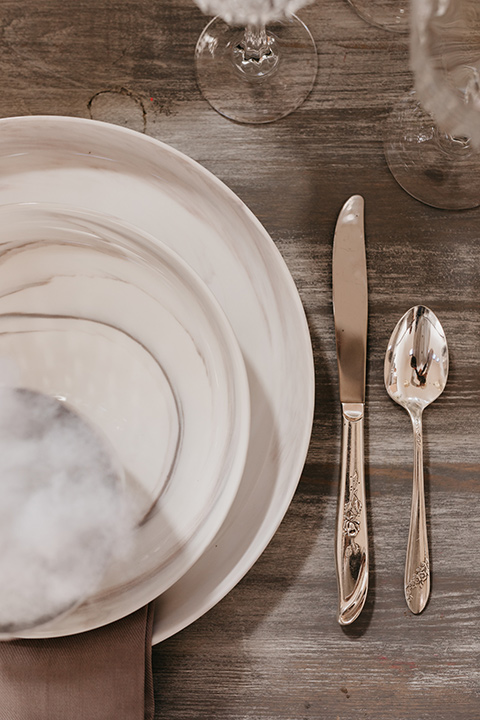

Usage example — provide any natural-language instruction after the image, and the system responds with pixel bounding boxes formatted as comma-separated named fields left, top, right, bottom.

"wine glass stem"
left=434, top=127, right=472, bottom=157
left=232, top=23, right=279, bottom=79
left=241, top=24, right=270, bottom=60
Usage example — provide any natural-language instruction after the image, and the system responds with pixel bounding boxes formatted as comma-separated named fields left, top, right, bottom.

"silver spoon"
left=384, top=306, right=449, bottom=614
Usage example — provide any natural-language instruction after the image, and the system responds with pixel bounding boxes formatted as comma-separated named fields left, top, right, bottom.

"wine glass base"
left=195, top=15, right=317, bottom=124
left=347, top=0, right=408, bottom=34
left=384, top=91, right=480, bottom=210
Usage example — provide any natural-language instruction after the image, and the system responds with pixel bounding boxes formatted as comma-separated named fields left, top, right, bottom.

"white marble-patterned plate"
left=0, top=202, right=250, bottom=638
left=0, top=116, right=315, bottom=642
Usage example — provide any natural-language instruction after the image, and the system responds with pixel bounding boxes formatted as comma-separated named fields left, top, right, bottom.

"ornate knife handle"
left=335, top=403, right=369, bottom=625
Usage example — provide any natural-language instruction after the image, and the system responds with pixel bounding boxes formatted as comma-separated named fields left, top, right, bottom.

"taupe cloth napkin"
left=0, top=603, right=155, bottom=720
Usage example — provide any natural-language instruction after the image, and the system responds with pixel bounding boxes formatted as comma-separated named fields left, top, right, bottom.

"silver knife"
left=332, top=194, right=369, bottom=625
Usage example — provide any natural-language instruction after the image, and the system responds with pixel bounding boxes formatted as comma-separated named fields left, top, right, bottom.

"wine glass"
left=193, top=0, right=318, bottom=123
left=384, top=0, right=480, bottom=209
left=346, top=0, right=408, bottom=34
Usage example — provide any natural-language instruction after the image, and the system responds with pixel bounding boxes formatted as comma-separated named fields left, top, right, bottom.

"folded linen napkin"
left=0, top=603, right=155, bottom=720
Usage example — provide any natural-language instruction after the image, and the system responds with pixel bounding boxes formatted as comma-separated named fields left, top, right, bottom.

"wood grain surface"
left=0, top=0, right=478, bottom=717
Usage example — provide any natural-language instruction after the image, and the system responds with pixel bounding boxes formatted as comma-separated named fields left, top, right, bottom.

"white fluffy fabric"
left=0, top=388, right=134, bottom=633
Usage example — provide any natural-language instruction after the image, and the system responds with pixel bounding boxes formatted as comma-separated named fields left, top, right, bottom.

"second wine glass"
left=384, top=0, right=480, bottom=209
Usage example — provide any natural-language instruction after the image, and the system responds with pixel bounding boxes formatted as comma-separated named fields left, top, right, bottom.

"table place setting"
left=0, top=112, right=314, bottom=717
left=0, top=0, right=477, bottom=718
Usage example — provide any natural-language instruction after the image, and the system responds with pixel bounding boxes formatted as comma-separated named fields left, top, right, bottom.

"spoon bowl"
left=385, top=305, right=448, bottom=613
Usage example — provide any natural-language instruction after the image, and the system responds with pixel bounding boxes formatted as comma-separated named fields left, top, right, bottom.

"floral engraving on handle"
left=405, top=558, right=430, bottom=602
left=413, top=416, right=423, bottom=447
left=343, top=470, right=362, bottom=538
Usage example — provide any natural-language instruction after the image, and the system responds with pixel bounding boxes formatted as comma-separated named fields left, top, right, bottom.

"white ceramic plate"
left=0, top=116, right=315, bottom=642
left=0, top=203, right=249, bottom=638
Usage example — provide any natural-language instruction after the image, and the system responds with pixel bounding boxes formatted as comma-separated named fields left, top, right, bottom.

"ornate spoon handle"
left=405, top=411, right=430, bottom=614
left=335, top=403, right=369, bottom=625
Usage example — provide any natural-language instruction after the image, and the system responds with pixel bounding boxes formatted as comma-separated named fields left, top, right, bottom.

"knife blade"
left=332, top=194, right=369, bottom=625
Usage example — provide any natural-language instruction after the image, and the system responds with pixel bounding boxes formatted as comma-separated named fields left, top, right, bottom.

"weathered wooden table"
left=1, top=0, right=478, bottom=716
